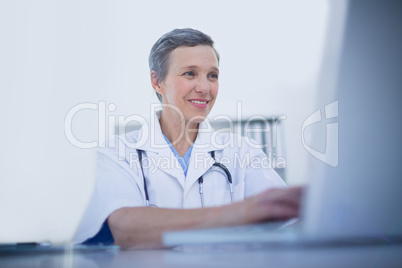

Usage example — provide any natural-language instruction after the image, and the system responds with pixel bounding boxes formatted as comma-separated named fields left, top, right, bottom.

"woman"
left=75, top=28, right=302, bottom=249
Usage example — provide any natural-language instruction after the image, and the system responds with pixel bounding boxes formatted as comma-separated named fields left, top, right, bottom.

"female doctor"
left=76, top=28, right=302, bottom=249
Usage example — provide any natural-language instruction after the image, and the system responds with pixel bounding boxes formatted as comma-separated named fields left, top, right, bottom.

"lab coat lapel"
left=134, top=110, right=186, bottom=188
left=184, top=120, right=220, bottom=195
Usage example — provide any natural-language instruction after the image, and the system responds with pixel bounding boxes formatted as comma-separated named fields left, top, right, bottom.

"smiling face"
left=152, top=45, right=219, bottom=124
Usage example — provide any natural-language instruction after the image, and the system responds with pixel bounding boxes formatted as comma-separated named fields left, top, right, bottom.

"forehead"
left=167, top=45, right=219, bottom=71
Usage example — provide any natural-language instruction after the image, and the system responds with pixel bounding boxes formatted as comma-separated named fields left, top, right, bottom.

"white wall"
left=0, top=0, right=344, bottom=242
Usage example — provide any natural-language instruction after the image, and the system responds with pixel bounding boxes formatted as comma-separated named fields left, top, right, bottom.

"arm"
left=108, top=186, right=302, bottom=249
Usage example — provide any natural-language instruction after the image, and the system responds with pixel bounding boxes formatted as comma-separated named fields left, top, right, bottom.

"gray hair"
left=149, top=28, right=220, bottom=102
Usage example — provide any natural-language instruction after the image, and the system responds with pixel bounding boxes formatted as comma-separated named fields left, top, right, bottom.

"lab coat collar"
left=124, top=109, right=222, bottom=154
left=122, top=110, right=223, bottom=189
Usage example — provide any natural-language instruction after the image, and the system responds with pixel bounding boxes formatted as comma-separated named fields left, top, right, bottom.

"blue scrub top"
left=162, top=134, right=194, bottom=177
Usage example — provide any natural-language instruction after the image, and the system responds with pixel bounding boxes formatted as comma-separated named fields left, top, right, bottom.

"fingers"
left=266, top=203, right=300, bottom=220
left=259, top=186, right=303, bottom=207
left=248, top=200, right=299, bottom=223
left=250, top=186, right=304, bottom=222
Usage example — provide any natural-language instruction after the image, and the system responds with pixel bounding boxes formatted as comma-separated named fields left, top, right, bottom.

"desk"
left=1, top=243, right=401, bottom=268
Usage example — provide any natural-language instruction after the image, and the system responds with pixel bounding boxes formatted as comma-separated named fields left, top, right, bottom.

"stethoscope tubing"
left=137, top=149, right=233, bottom=207
left=137, top=149, right=150, bottom=207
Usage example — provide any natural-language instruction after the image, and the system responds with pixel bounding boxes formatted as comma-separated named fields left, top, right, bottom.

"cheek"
left=164, top=82, right=183, bottom=103
left=175, top=80, right=194, bottom=98
left=211, top=83, right=219, bottom=98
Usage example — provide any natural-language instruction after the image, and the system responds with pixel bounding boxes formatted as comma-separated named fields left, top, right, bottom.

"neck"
left=159, top=109, right=199, bottom=157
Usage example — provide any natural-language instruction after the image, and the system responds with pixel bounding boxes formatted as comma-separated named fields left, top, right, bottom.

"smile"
left=189, top=100, right=208, bottom=104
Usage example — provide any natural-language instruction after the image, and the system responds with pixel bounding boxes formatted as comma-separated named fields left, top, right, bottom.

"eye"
left=183, top=71, right=195, bottom=76
left=209, top=73, right=219, bottom=79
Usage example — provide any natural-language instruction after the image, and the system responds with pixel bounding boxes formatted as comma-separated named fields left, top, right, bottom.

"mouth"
left=188, top=99, right=210, bottom=109
left=189, top=99, right=209, bottom=104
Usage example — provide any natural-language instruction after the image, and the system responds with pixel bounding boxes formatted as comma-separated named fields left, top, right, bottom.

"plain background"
left=0, top=0, right=346, bottom=243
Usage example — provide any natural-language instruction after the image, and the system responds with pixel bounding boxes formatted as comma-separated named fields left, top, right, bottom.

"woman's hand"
left=238, top=187, right=303, bottom=225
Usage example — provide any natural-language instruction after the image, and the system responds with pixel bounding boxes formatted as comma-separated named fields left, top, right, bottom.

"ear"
left=150, top=71, right=164, bottom=96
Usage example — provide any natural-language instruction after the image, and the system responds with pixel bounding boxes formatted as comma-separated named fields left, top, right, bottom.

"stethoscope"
left=137, top=149, right=233, bottom=207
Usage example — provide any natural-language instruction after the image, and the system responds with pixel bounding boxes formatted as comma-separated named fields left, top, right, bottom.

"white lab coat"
left=75, top=110, right=286, bottom=243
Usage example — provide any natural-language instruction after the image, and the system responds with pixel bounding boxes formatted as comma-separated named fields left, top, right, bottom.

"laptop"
left=163, top=0, right=402, bottom=247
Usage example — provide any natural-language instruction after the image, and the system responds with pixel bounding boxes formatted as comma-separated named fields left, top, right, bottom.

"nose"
left=195, top=76, right=210, bottom=94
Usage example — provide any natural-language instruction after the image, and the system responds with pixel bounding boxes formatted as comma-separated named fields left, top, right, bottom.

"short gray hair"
left=149, top=28, right=220, bottom=102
